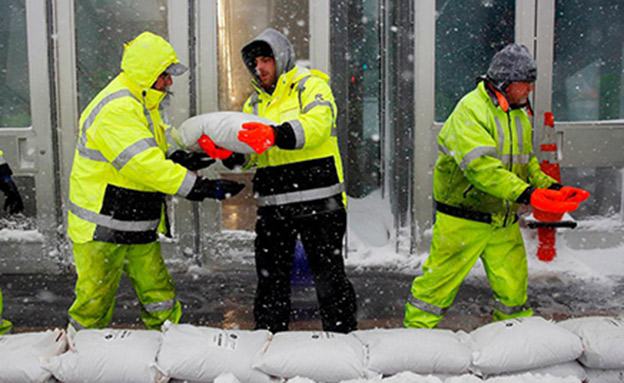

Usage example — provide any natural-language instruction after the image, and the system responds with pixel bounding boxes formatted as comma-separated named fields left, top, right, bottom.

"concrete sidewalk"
left=2, top=268, right=622, bottom=333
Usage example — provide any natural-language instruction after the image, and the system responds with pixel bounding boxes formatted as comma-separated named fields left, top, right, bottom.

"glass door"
left=332, top=0, right=415, bottom=255
left=0, top=0, right=60, bottom=273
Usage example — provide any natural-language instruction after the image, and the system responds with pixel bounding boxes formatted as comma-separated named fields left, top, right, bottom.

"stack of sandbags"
left=252, top=331, right=375, bottom=382
left=468, top=317, right=584, bottom=380
left=42, top=329, right=164, bottom=383
left=0, top=329, right=68, bottom=383
left=352, top=328, right=472, bottom=377
left=178, top=112, right=278, bottom=153
left=559, top=316, right=624, bottom=382
left=156, top=322, right=276, bottom=382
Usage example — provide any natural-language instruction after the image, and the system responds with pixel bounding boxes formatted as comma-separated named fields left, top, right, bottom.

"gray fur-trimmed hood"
left=241, top=28, right=296, bottom=85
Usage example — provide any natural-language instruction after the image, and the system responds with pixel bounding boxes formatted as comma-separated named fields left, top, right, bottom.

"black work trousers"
left=253, top=208, right=357, bottom=333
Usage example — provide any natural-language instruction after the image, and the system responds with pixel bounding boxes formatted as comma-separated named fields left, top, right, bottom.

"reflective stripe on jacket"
left=243, top=65, right=345, bottom=212
left=68, top=32, right=195, bottom=244
left=434, top=81, right=557, bottom=227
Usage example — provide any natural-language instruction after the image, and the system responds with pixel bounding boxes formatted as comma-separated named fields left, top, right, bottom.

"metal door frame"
left=0, top=0, right=61, bottom=273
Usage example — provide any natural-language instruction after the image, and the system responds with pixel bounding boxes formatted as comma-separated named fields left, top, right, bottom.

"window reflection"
left=435, top=0, right=514, bottom=122
left=0, top=0, right=30, bottom=127
left=553, top=0, right=624, bottom=121
left=75, top=0, right=168, bottom=112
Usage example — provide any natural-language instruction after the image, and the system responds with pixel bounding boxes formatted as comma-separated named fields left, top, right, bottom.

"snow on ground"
left=345, top=190, right=624, bottom=285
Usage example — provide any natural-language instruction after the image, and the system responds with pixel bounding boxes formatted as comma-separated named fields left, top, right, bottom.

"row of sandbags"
left=0, top=316, right=622, bottom=383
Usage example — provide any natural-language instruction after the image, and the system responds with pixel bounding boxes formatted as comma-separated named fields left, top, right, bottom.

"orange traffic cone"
left=536, top=112, right=563, bottom=261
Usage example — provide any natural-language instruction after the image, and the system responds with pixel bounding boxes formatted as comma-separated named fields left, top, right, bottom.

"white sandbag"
left=253, top=331, right=371, bottom=382
left=0, top=329, right=68, bottom=383
left=42, top=329, right=164, bottom=383
left=156, top=322, right=275, bottom=383
left=353, top=328, right=472, bottom=375
left=493, top=361, right=587, bottom=381
left=380, top=371, right=446, bottom=382
left=469, top=317, right=583, bottom=375
left=178, top=112, right=278, bottom=154
left=584, top=368, right=624, bottom=383
left=444, top=375, right=483, bottom=383
left=558, top=316, right=624, bottom=369
left=484, top=374, right=582, bottom=382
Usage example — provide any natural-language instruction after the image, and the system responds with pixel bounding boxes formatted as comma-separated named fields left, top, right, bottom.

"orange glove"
left=198, top=134, right=232, bottom=160
left=238, top=122, right=275, bottom=154
left=530, top=188, right=579, bottom=213
left=559, top=186, right=590, bottom=203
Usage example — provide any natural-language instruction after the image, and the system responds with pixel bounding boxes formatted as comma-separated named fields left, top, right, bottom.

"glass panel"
left=343, top=0, right=381, bottom=198
left=75, top=0, right=168, bottom=112
left=552, top=0, right=624, bottom=121
left=561, top=167, right=622, bottom=219
left=0, top=0, right=31, bottom=127
left=435, top=0, right=514, bottom=122
left=217, top=0, right=309, bottom=231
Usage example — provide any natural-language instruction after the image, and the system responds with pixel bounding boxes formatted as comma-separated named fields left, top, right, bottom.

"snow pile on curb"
left=2, top=316, right=624, bottom=382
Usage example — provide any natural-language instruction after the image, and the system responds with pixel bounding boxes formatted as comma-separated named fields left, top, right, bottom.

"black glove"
left=0, top=175, right=24, bottom=215
left=169, top=150, right=216, bottom=171
left=186, top=177, right=245, bottom=201
left=222, top=152, right=248, bottom=170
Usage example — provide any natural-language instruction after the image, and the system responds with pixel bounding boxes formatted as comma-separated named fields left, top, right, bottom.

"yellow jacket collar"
left=120, top=73, right=166, bottom=110
left=252, top=66, right=330, bottom=98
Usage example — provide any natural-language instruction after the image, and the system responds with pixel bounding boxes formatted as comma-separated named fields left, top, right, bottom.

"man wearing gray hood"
left=231, top=28, right=357, bottom=333
left=404, top=43, right=589, bottom=328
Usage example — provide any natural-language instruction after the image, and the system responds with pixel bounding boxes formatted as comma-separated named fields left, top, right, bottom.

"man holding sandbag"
left=67, top=32, right=244, bottom=331
left=220, top=28, right=357, bottom=333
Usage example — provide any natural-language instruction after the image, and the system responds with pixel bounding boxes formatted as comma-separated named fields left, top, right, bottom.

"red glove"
left=559, top=186, right=590, bottom=203
left=530, top=188, right=579, bottom=213
left=238, top=122, right=275, bottom=154
left=198, top=134, right=232, bottom=160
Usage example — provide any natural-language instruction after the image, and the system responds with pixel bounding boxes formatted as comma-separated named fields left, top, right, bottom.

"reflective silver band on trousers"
left=494, top=300, right=528, bottom=315
left=143, top=299, right=175, bottom=312
left=69, top=201, right=160, bottom=231
left=69, top=317, right=86, bottom=331
left=407, top=295, right=448, bottom=317
left=257, top=182, right=345, bottom=207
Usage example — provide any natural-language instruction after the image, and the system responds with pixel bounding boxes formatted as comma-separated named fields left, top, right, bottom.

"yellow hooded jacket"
left=68, top=32, right=196, bottom=244
left=241, top=29, right=345, bottom=217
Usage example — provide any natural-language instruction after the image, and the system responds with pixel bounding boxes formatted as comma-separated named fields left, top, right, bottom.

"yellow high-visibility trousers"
left=68, top=241, right=181, bottom=330
left=0, top=288, right=12, bottom=334
left=405, top=212, right=533, bottom=328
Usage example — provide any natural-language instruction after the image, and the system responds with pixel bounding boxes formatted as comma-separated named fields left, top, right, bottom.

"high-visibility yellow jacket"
left=241, top=30, right=345, bottom=217
left=434, top=80, right=557, bottom=227
left=68, top=32, right=196, bottom=244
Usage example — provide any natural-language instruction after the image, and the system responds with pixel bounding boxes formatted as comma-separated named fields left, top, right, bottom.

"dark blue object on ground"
left=290, top=241, right=314, bottom=286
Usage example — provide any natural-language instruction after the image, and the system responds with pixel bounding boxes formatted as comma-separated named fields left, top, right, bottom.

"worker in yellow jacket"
left=67, top=32, right=244, bottom=331
left=0, top=147, right=23, bottom=334
left=404, top=44, right=590, bottom=328
left=219, top=28, right=357, bottom=333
